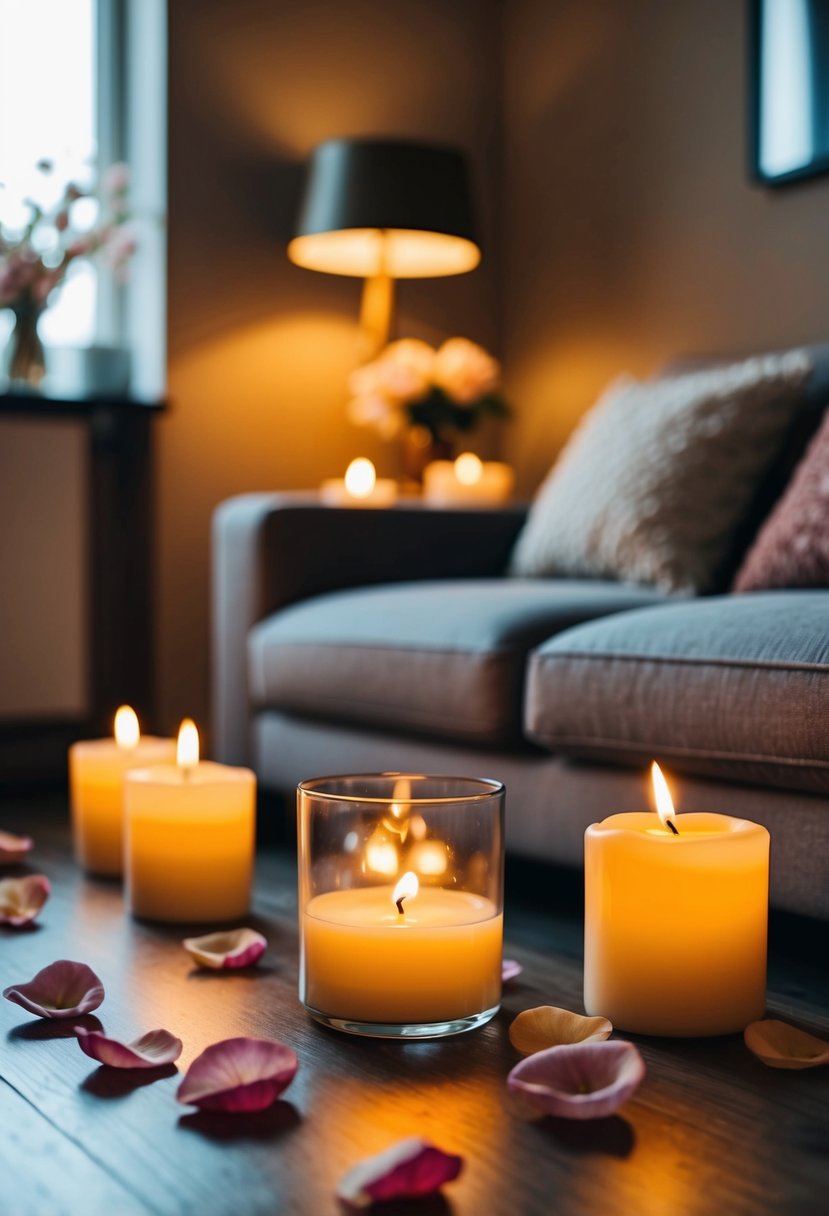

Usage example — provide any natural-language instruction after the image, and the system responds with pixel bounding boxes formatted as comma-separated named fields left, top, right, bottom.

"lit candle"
left=321, top=458, right=398, bottom=507
left=124, top=719, right=255, bottom=922
left=69, top=706, right=176, bottom=876
left=422, top=452, right=514, bottom=507
left=302, top=870, right=502, bottom=1026
left=584, top=763, right=769, bottom=1036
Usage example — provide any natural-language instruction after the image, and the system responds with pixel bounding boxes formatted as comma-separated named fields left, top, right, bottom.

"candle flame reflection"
left=177, top=719, right=199, bottom=771
left=365, top=835, right=398, bottom=876
left=392, top=870, right=419, bottom=912
left=114, top=705, right=140, bottom=749
left=651, top=761, right=678, bottom=827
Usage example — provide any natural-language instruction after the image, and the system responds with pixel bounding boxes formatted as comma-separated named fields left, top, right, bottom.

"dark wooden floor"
left=1, top=797, right=828, bottom=1216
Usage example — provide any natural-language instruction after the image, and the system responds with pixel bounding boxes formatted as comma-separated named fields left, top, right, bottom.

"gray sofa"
left=212, top=494, right=829, bottom=920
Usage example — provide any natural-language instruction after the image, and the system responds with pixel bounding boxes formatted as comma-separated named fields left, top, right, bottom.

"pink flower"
left=433, top=337, right=500, bottom=404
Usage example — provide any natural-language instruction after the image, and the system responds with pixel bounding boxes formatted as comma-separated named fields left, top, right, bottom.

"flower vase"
left=6, top=305, right=46, bottom=391
left=401, top=426, right=455, bottom=485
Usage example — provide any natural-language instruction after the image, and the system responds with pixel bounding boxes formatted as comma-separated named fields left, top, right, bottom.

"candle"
left=422, top=452, right=514, bottom=507
left=302, top=871, right=502, bottom=1025
left=69, top=706, right=176, bottom=876
left=584, top=763, right=769, bottom=1037
left=321, top=458, right=398, bottom=507
left=124, top=719, right=255, bottom=922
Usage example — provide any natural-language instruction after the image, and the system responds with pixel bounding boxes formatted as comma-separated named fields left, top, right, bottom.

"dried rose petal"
left=337, top=1138, right=463, bottom=1209
left=502, top=959, right=523, bottom=983
left=3, top=959, right=105, bottom=1019
left=744, top=1019, right=829, bottom=1070
left=0, top=831, right=33, bottom=865
left=0, top=875, right=50, bottom=927
left=509, top=1005, right=612, bottom=1056
left=507, top=1040, right=645, bottom=1120
left=182, top=928, right=267, bottom=970
left=76, top=1026, right=182, bottom=1069
left=176, top=1036, right=297, bottom=1112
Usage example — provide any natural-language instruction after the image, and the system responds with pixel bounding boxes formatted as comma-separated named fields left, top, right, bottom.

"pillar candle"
left=69, top=706, right=176, bottom=876
left=124, top=720, right=255, bottom=922
left=422, top=453, right=514, bottom=507
left=321, top=457, right=397, bottom=507
left=584, top=763, right=769, bottom=1036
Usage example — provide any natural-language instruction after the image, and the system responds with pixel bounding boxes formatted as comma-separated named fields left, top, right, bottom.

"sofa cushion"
left=510, top=350, right=812, bottom=594
left=248, top=579, right=669, bottom=747
left=525, top=591, right=829, bottom=793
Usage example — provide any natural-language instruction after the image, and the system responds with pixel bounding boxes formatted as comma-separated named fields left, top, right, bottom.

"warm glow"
left=392, top=870, right=419, bottom=911
left=651, top=761, right=677, bottom=827
left=177, top=719, right=199, bottom=771
left=454, top=452, right=483, bottom=486
left=114, top=705, right=140, bottom=750
left=409, top=839, right=448, bottom=877
left=365, top=833, right=399, bottom=876
left=344, top=457, right=376, bottom=498
left=287, top=228, right=480, bottom=279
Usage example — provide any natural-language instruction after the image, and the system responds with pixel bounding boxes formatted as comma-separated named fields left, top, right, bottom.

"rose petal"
left=508, top=1040, right=645, bottom=1120
left=0, top=875, right=50, bottom=926
left=176, top=1036, right=298, bottom=1112
left=76, top=1026, right=182, bottom=1069
left=182, top=928, right=267, bottom=970
left=3, top=959, right=105, bottom=1019
left=744, top=1019, right=829, bottom=1070
left=502, top=959, right=523, bottom=983
left=337, top=1138, right=463, bottom=1209
left=0, top=831, right=33, bottom=865
left=509, top=1005, right=612, bottom=1056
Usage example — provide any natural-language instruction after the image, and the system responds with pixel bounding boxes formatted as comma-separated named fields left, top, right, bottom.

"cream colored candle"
left=422, top=453, right=514, bottom=507
left=584, top=764, right=769, bottom=1037
left=321, top=458, right=397, bottom=507
left=124, top=720, right=255, bottom=923
left=69, top=706, right=176, bottom=876
left=302, top=872, right=502, bottom=1024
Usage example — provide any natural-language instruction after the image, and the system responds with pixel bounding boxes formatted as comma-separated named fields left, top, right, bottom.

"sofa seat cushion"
left=248, top=579, right=669, bottom=746
left=526, top=591, right=829, bottom=793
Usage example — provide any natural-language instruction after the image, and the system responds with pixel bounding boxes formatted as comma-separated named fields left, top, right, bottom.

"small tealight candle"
left=423, top=452, right=514, bottom=507
left=321, top=458, right=398, bottom=507
left=69, top=706, right=176, bottom=876
left=584, top=763, right=769, bottom=1037
left=124, top=719, right=256, bottom=923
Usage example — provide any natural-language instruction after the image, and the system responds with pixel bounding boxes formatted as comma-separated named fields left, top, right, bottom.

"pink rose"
left=376, top=338, right=435, bottom=402
left=433, top=337, right=500, bottom=405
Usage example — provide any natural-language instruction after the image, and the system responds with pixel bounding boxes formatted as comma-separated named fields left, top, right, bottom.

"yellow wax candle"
left=584, top=764, right=769, bottom=1037
left=301, top=873, right=503, bottom=1024
left=321, top=457, right=398, bottom=507
left=422, top=453, right=514, bottom=507
left=69, top=706, right=176, bottom=876
left=124, top=719, right=255, bottom=923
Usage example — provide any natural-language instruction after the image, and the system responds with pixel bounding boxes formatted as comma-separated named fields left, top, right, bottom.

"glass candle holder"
left=298, top=773, right=505, bottom=1039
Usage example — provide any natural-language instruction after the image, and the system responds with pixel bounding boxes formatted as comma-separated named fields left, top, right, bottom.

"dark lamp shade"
left=288, top=138, right=481, bottom=279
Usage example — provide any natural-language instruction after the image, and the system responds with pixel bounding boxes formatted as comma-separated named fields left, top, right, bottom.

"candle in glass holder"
left=124, top=720, right=255, bottom=922
left=69, top=706, right=176, bottom=876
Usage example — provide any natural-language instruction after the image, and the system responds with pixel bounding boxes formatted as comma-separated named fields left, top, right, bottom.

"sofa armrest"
left=211, top=493, right=527, bottom=764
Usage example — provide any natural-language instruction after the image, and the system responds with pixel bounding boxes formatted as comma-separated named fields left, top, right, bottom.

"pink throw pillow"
left=734, top=409, right=829, bottom=590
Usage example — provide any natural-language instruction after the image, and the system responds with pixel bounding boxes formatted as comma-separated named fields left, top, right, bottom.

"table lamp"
left=288, top=137, right=480, bottom=356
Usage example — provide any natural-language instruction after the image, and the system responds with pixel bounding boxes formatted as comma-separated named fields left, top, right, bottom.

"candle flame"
left=177, top=718, right=199, bottom=771
left=454, top=451, right=483, bottom=486
left=114, top=705, right=140, bottom=750
left=392, top=870, right=419, bottom=913
left=651, top=761, right=677, bottom=827
left=344, top=457, right=376, bottom=498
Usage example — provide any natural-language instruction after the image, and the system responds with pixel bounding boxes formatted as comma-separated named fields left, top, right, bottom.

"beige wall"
left=164, top=0, right=501, bottom=735
left=502, top=0, right=829, bottom=495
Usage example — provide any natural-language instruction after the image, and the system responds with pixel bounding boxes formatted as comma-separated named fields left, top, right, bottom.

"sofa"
left=212, top=352, right=829, bottom=922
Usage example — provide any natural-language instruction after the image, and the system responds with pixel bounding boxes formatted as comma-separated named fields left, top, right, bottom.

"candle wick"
left=666, top=818, right=679, bottom=835
left=395, top=895, right=406, bottom=915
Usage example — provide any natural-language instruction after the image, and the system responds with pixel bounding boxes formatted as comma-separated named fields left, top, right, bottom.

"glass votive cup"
left=297, top=773, right=505, bottom=1039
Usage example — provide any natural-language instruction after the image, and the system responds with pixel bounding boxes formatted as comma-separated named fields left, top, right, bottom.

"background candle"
left=321, top=457, right=397, bottom=507
left=422, top=453, right=514, bottom=506
left=584, top=765, right=769, bottom=1036
left=124, top=719, right=255, bottom=922
left=69, top=706, right=176, bottom=876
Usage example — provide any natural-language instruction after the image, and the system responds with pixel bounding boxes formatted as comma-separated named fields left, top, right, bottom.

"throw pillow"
left=509, top=351, right=813, bottom=594
left=734, top=407, right=829, bottom=591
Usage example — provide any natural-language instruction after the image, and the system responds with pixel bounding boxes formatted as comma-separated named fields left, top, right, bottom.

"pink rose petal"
left=0, top=875, right=50, bottom=926
left=3, top=959, right=105, bottom=1019
left=182, top=928, right=267, bottom=970
left=76, top=1026, right=182, bottom=1069
left=176, top=1036, right=298, bottom=1112
left=502, top=959, right=523, bottom=983
left=0, top=831, right=33, bottom=865
left=507, top=1040, right=645, bottom=1120
left=337, top=1138, right=463, bottom=1209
